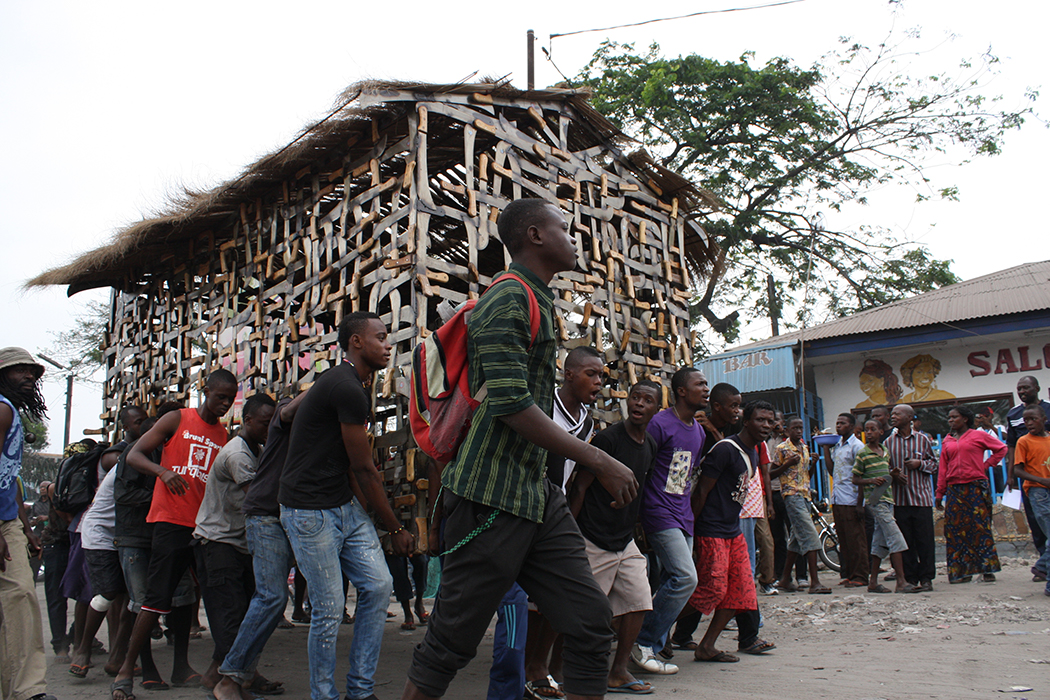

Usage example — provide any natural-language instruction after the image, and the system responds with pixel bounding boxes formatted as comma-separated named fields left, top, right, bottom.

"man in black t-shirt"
left=279, top=312, right=413, bottom=700
left=569, top=380, right=660, bottom=695
left=689, top=400, right=775, bottom=663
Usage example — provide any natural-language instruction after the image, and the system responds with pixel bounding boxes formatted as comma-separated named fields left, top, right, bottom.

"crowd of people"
left=0, top=199, right=1048, bottom=700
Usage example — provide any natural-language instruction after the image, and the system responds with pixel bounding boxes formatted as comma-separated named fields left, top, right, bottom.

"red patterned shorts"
left=688, top=534, right=758, bottom=615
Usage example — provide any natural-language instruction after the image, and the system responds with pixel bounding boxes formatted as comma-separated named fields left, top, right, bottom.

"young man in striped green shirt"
left=403, top=199, right=638, bottom=700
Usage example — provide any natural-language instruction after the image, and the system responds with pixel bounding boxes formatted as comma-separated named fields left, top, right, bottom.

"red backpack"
left=409, top=273, right=540, bottom=464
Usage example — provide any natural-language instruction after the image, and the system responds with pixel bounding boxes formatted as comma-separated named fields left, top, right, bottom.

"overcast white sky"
left=1, top=0, right=1046, bottom=447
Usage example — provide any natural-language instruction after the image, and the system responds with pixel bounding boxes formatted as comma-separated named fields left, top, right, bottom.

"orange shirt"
left=147, top=408, right=228, bottom=528
left=1015, top=432, right=1050, bottom=493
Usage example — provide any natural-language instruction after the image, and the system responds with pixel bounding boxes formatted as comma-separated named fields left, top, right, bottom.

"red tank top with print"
left=147, top=408, right=228, bottom=528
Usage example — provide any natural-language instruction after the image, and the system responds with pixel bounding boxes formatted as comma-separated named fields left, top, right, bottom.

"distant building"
left=700, top=260, right=1050, bottom=439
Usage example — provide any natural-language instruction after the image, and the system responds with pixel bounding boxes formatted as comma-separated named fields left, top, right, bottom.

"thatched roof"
left=28, top=79, right=720, bottom=295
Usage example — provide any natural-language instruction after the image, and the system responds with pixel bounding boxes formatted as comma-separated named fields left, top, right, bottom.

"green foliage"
left=46, top=299, right=108, bottom=375
left=578, top=34, right=1034, bottom=342
left=21, top=413, right=49, bottom=453
left=20, top=452, right=61, bottom=490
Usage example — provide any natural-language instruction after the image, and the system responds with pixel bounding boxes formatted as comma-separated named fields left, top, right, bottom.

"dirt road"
left=40, top=550, right=1048, bottom=700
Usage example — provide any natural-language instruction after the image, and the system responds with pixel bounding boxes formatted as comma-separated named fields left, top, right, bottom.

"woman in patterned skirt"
left=936, top=406, right=1008, bottom=583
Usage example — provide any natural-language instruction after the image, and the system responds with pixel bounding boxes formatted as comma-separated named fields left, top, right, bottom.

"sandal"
left=694, top=650, right=739, bottom=663
left=776, top=581, right=799, bottom=593
left=111, top=679, right=135, bottom=700
left=867, top=584, right=892, bottom=594
left=607, top=680, right=653, bottom=694
left=140, top=680, right=170, bottom=691
left=738, top=639, right=776, bottom=655
left=949, top=576, right=973, bottom=584
left=524, top=675, right=564, bottom=700
left=70, top=663, right=90, bottom=678
left=898, top=583, right=922, bottom=594
left=171, top=673, right=202, bottom=688
left=400, top=621, right=416, bottom=631
left=808, top=585, right=832, bottom=595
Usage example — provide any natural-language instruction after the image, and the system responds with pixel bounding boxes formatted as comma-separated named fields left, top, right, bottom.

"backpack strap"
left=485, top=272, right=541, bottom=347
left=714, top=437, right=755, bottom=481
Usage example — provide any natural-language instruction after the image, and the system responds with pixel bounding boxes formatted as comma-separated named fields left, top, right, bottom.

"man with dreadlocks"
left=0, top=347, right=57, bottom=700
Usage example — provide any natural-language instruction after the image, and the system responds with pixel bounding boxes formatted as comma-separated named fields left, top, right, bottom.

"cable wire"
left=550, top=0, right=806, bottom=40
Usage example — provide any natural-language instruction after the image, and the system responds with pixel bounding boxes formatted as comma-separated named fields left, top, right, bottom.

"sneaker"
left=919, top=580, right=933, bottom=592
left=1032, top=567, right=1047, bottom=582
left=758, top=583, right=779, bottom=596
left=630, top=644, right=678, bottom=675
left=797, top=578, right=809, bottom=588
left=724, top=618, right=738, bottom=631
left=658, top=640, right=674, bottom=660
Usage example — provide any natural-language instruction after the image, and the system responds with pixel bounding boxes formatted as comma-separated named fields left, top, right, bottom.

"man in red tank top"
left=111, top=370, right=238, bottom=700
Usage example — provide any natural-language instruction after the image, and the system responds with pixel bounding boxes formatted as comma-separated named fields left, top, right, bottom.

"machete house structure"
left=30, top=80, right=718, bottom=540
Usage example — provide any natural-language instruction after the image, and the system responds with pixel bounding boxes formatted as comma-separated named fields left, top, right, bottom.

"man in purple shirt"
left=630, top=367, right=707, bottom=676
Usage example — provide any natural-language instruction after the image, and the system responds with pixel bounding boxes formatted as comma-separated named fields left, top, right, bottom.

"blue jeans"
left=740, top=518, right=757, bottom=579
left=636, top=528, right=697, bottom=650
left=1027, top=487, right=1050, bottom=592
left=487, top=584, right=528, bottom=700
left=281, top=500, right=393, bottom=700
left=219, top=515, right=296, bottom=684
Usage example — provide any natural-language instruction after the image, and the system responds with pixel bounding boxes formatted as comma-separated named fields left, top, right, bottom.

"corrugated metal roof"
left=720, top=260, right=1050, bottom=353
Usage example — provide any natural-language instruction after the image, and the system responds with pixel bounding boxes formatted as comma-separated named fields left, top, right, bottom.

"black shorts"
left=141, top=522, right=197, bottom=614
left=83, top=548, right=126, bottom=598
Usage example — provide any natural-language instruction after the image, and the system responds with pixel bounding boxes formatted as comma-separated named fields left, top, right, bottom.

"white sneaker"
left=630, top=644, right=679, bottom=674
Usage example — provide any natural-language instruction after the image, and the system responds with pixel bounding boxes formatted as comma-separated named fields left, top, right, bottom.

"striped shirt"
left=885, top=430, right=937, bottom=508
left=853, top=446, right=893, bottom=505
left=441, top=263, right=557, bottom=523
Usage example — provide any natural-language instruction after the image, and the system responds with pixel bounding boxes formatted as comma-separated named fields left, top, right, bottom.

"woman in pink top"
left=936, top=405, right=1008, bottom=584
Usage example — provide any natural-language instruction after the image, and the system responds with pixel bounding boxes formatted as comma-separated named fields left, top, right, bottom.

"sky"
left=1, top=0, right=1046, bottom=447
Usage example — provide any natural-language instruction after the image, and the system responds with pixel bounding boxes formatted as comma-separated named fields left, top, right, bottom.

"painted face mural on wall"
left=855, top=358, right=903, bottom=409
left=899, top=353, right=956, bottom=404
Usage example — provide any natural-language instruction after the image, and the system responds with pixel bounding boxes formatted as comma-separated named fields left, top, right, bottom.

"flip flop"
left=776, top=581, right=799, bottom=592
left=694, top=650, right=739, bottom=663
left=607, top=680, right=653, bottom=694
left=843, top=580, right=866, bottom=588
left=898, top=584, right=922, bottom=594
left=524, top=675, right=564, bottom=700
left=415, top=610, right=429, bottom=624
left=400, top=622, right=416, bottom=631
left=70, top=663, right=90, bottom=678
left=672, top=640, right=698, bottom=651
left=867, top=584, right=892, bottom=594
left=808, top=585, right=832, bottom=595
left=140, top=680, right=170, bottom=691
left=111, top=679, right=136, bottom=700
left=738, top=639, right=776, bottom=655
left=170, top=674, right=202, bottom=688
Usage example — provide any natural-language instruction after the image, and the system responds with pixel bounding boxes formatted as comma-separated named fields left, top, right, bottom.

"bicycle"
left=808, top=494, right=840, bottom=573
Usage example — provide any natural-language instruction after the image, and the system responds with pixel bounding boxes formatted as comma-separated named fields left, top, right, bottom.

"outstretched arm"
left=500, top=405, right=637, bottom=508
left=126, top=410, right=187, bottom=495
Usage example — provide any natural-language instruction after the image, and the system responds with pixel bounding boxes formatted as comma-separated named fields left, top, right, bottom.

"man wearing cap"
left=0, top=347, right=57, bottom=700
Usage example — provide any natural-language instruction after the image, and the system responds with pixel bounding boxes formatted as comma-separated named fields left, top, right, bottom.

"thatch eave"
left=28, top=79, right=719, bottom=295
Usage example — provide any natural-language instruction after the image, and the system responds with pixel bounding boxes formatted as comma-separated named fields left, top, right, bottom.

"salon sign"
left=968, top=344, right=1050, bottom=377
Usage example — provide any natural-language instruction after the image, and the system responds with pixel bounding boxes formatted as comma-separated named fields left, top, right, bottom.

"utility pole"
left=766, top=273, right=780, bottom=337
left=527, top=29, right=535, bottom=90
left=38, top=354, right=73, bottom=450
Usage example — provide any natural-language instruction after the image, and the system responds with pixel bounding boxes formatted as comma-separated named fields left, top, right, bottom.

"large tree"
left=577, top=34, right=1035, bottom=345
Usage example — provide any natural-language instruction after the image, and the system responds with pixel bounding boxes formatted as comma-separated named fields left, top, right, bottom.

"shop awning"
left=698, top=342, right=797, bottom=393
